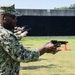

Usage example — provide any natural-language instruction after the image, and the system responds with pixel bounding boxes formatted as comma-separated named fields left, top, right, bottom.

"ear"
left=3, top=17, right=7, bottom=23
left=3, top=16, right=10, bottom=23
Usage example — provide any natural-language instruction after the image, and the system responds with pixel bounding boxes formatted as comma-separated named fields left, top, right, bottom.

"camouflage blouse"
left=0, top=26, right=40, bottom=75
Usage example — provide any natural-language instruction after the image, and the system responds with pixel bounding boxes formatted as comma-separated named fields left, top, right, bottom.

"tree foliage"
left=54, top=4, right=75, bottom=10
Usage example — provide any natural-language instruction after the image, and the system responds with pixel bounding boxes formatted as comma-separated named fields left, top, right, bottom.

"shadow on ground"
left=20, top=64, right=61, bottom=70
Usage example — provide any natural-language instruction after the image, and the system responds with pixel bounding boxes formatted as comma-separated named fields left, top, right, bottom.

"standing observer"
left=0, top=4, right=62, bottom=75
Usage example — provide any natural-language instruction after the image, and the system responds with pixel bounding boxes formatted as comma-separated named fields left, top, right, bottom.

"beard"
left=2, top=20, right=16, bottom=30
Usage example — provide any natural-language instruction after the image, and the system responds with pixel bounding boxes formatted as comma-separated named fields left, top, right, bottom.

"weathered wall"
left=50, top=9, right=75, bottom=16
left=16, top=9, right=75, bottom=16
left=16, top=9, right=75, bottom=36
left=16, top=9, right=51, bottom=16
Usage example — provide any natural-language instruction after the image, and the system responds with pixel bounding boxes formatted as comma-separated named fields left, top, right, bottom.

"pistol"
left=51, top=40, right=68, bottom=45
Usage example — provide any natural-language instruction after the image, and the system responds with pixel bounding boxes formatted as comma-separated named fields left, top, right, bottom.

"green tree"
left=54, top=4, right=75, bottom=10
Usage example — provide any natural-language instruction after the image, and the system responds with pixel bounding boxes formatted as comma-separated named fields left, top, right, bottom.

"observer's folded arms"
left=51, top=40, right=68, bottom=44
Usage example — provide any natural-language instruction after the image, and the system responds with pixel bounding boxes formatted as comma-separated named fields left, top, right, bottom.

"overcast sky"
left=0, top=0, right=75, bottom=9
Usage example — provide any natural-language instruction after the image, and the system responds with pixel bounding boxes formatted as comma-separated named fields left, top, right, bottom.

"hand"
left=20, top=31, right=28, bottom=37
left=15, top=26, right=25, bottom=31
left=43, top=42, right=61, bottom=54
left=17, top=31, right=22, bottom=34
left=39, top=42, right=61, bottom=56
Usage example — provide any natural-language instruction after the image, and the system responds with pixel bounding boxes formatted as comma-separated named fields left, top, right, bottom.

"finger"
left=54, top=43, right=61, bottom=47
left=52, top=47, right=62, bottom=54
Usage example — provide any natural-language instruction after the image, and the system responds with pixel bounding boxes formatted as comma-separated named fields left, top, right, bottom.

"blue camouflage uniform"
left=0, top=26, right=40, bottom=75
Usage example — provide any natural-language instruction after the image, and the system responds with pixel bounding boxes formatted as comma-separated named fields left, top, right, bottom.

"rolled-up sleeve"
left=0, top=33, right=40, bottom=62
